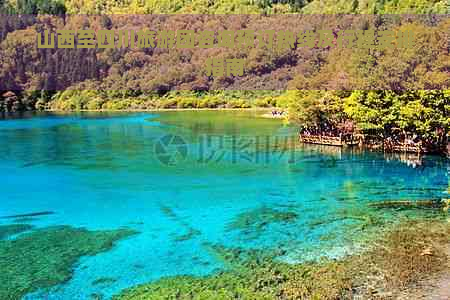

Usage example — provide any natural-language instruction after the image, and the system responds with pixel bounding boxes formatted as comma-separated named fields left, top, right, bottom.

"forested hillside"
left=1, top=0, right=448, bottom=14
left=0, top=0, right=448, bottom=151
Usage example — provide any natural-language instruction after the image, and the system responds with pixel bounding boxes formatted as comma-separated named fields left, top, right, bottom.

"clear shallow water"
left=0, top=111, right=448, bottom=299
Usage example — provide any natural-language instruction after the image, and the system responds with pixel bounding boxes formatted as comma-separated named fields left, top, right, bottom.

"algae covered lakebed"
left=0, top=111, right=449, bottom=299
left=0, top=224, right=137, bottom=299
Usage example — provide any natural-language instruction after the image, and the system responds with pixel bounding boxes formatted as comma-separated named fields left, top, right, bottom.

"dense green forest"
left=0, top=0, right=449, bottom=151
left=1, top=0, right=448, bottom=14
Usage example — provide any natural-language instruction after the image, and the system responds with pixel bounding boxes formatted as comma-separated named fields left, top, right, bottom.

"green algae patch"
left=113, top=261, right=352, bottom=300
left=90, top=292, right=104, bottom=300
left=92, top=277, right=117, bottom=286
left=203, top=243, right=287, bottom=270
left=116, top=242, right=352, bottom=300
left=174, top=228, right=201, bottom=242
left=114, top=218, right=450, bottom=300
left=113, top=245, right=353, bottom=300
left=0, top=225, right=137, bottom=299
left=0, top=224, right=34, bottom=240
left=227, top=207, right=298, bottom=233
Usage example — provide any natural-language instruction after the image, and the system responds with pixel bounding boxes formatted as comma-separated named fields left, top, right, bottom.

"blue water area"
left=0, top=111, right=448, bottom=299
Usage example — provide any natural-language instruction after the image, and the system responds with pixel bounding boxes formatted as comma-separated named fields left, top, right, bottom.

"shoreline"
left=43, top=107, right=274, bottom=113
left=39, top=108, right=286, bottom=120
left=34, top=107, right=287, bottom=120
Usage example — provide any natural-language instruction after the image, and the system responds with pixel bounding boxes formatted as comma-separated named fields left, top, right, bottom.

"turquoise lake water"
left=0, top=111, right=448, bottom=299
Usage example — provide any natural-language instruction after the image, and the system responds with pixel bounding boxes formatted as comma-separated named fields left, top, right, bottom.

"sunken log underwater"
left=368, top=199, right=450, bottom=212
